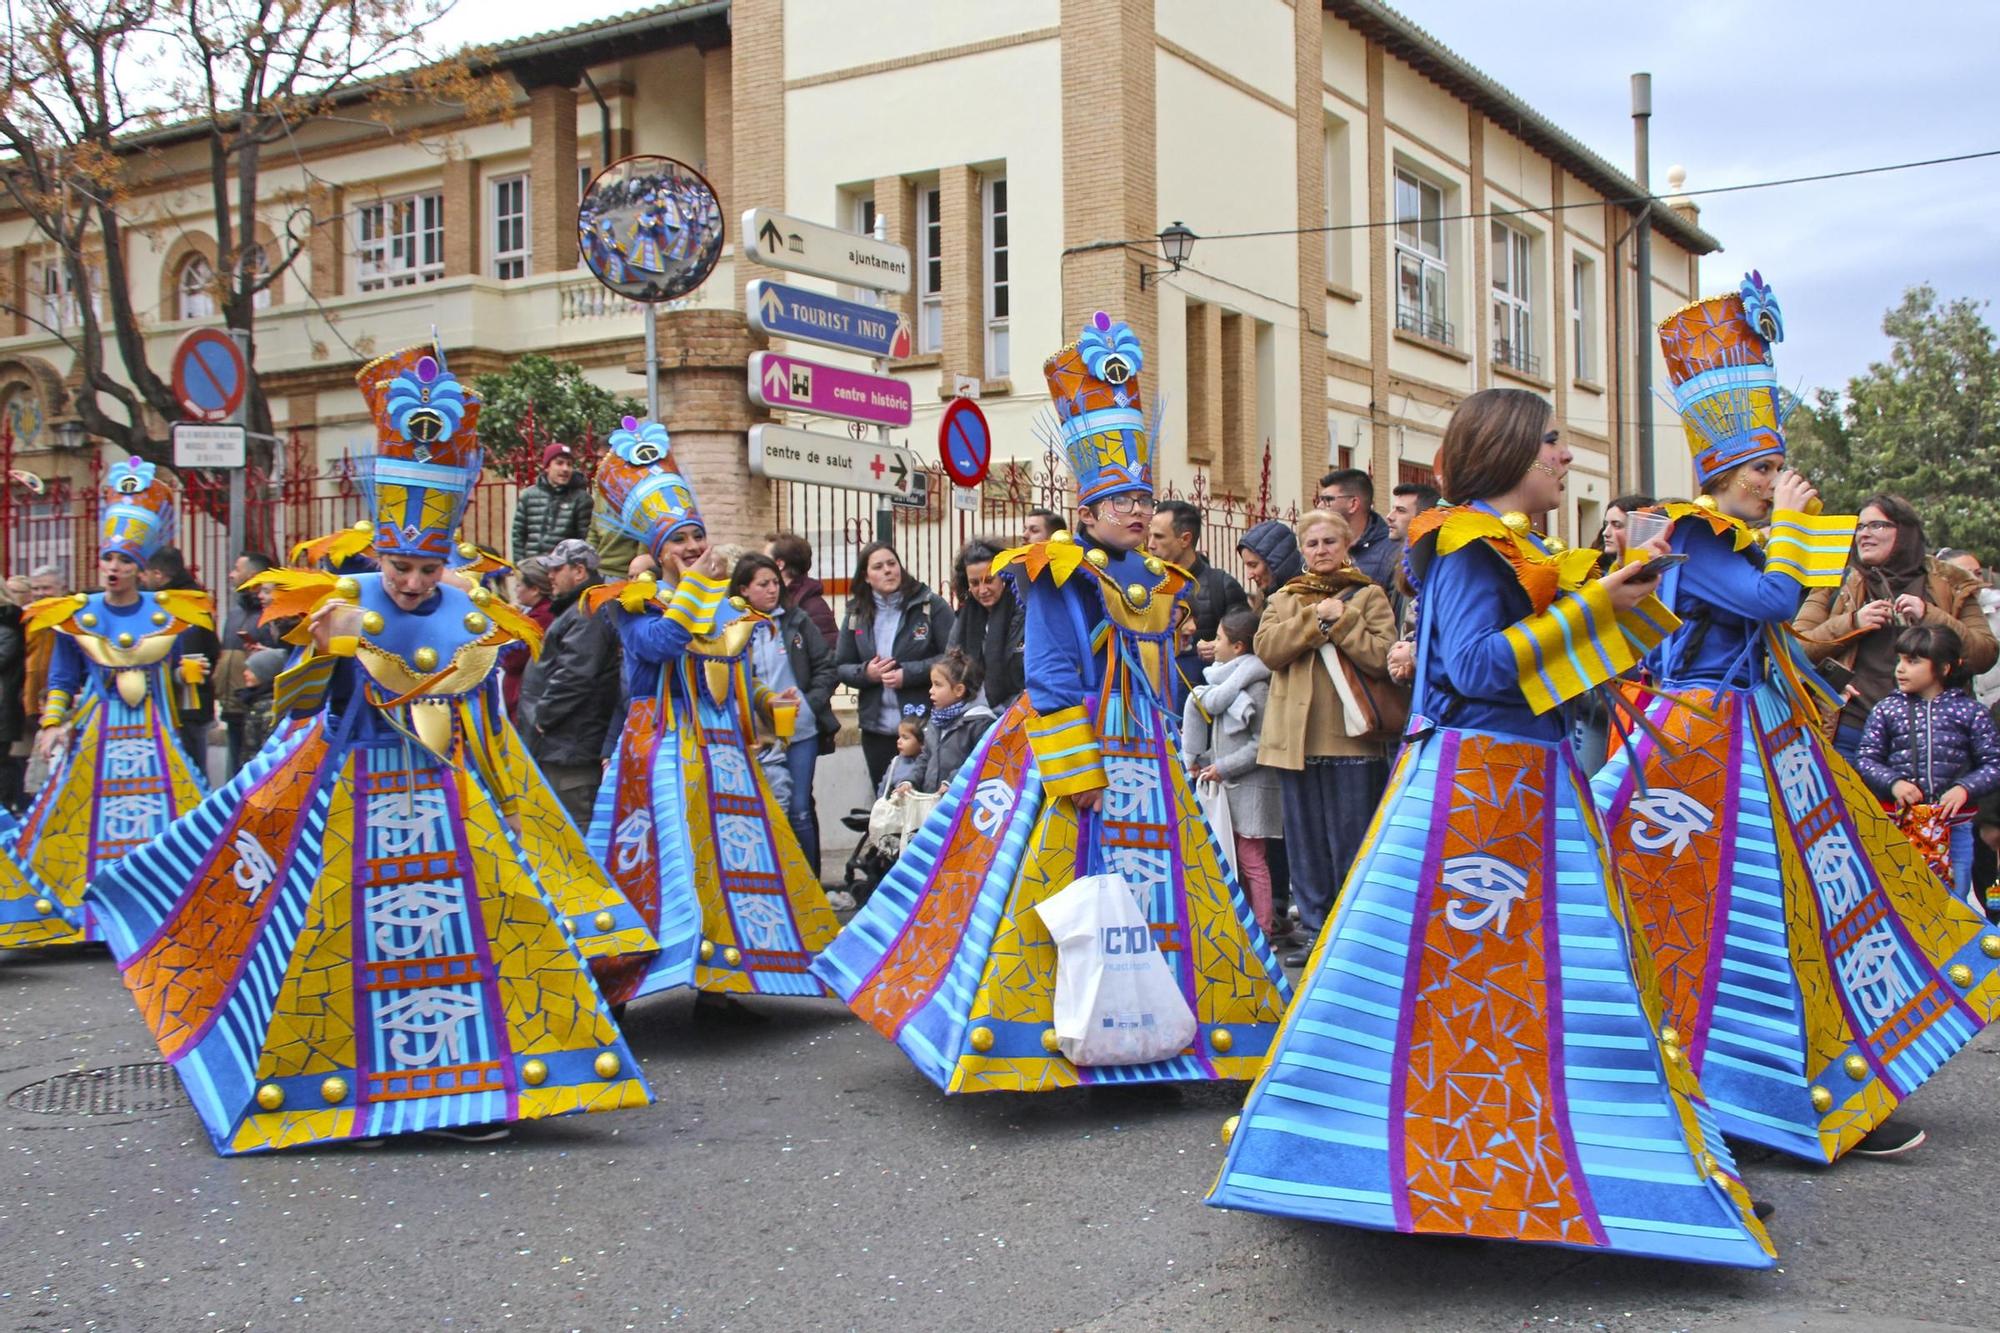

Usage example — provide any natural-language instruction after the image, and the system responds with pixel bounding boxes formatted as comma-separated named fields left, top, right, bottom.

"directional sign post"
left=747, top=351, right=913, bottom=428
left=742, top=208, right=912, bottom=292
left=746, top=279, right=912, bottom=359
left=172, top=328, right=247, bottom=421
left=748, top=425, right=922, bottom=498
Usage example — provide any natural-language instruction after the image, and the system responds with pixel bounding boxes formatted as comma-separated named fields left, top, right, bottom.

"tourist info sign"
left=747, top=350, right=913, bottom=428
left=746, top=279, right=911, bottom=359
left=748, top=425, right=921, bottom=498
left=742, top=208, right=911, bottom=293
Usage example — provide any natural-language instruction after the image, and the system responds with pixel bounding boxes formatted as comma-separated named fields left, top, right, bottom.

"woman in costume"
left=1210, top=387, right=1775, bottom=1268
left=0, top=461, right=211, bottom=948
left=1592, top=274, right=2000, bottom=1163
left=584, top=415, right=839, bottom=1012
left=83, top=346, right=653, bottom=1155
left=811, top=313, right=1291, bottom=1093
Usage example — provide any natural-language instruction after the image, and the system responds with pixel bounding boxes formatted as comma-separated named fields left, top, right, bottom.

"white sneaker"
left=421, top=1124, right=511, bottom=1143
left=825, top=890, right=857, bottom=911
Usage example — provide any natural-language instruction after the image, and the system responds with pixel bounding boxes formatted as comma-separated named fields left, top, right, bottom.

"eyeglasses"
left=1856, top=520, right=1899, bottom=534
left=1315, top=492, right=1348, bottom=508
left=1102, top=493, right=1157, bottom=516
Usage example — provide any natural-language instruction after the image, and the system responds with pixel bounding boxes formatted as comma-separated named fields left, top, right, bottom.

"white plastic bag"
left=1032, top=873, right=1198, bottom=1067
left=1193, top=775, right=1237, bottom=873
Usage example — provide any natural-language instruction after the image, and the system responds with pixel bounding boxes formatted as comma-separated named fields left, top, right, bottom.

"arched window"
left=176, top=255, right=217, bottom=321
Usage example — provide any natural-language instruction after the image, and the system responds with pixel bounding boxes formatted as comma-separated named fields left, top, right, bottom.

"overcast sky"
left=439, top=2, right=2000, bottom=394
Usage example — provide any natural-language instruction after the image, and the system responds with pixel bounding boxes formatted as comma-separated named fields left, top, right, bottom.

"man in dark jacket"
left=518, top=539, right=622, bottom=829
left=143, top=546, right=220, bottom=774
left=1149, top=499, right=1249, bottom=699
left=1316, top=468, right=1397, bottom=590
left=511, top=442, right=595, bottom=565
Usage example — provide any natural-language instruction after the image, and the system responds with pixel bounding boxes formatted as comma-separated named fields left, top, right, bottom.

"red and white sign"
left=171, top=328, right=246, bottom=421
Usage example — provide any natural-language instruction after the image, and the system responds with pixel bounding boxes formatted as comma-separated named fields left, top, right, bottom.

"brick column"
left=702, top=48, right=735, bottom=226
left=874, top=175, right=917, bottom=341
left=1219, top=312, right=1256, bottom=497
left=307, top=182, right=344, bottom=299
left=730, top=0, right=785, bottom=286
left=1292, top=0, right=1326, bottom=499
left=938, top=164, right=985, bottom=394
left=1184, top=300, right=1222, bottom=467
left=655, top=308, right=773, bottom=544
left=1059, top=0, right=1156, bottom=356
left=441, top=158, right=478, bottom=278
left=529, top=82, right=580, bottom=276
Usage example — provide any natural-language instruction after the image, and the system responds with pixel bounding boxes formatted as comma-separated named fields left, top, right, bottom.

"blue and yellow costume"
left=0, top=461, right=211, bottom=947
left=1592, top=275, right=2000, bottom=1163
left=811, top=313, right=1291, bottom=1092
left=583, top=417, right=838, bottom=1006
left=1210, top=477, right=1776, bottom=1265
left=84, top=346, right=654, bottom=1154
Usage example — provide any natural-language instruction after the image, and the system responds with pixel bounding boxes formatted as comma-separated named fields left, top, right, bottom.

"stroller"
left=837, top=784, right=941, bottom=906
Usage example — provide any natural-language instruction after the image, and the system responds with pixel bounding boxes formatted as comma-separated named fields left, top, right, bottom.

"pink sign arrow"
left=746, top=351, right=913, bottom=428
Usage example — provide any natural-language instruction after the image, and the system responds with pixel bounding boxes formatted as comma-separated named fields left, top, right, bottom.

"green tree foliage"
left=1787, top=286, right=2000, bottom=552
left=471, top=355, right=642, bottom=479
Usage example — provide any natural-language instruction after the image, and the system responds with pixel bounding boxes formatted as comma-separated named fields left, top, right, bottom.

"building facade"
left=0, top=0, right=1715, bottom=577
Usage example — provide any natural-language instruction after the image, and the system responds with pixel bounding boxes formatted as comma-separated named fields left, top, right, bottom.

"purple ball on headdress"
left=623, top=415, right=639, bottom=431
left=416, top=355, right=438, bottom=384
left=1092, top=311, right=1112, bottom=332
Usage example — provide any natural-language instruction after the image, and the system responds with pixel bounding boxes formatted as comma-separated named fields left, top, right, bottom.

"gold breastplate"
left=72, top=628, right=179, bottom=707
left=357, top=642, right=499, bottom=755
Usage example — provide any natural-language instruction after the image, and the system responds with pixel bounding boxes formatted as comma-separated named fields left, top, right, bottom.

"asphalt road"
left=4, top=944, right=1998, bottom=1333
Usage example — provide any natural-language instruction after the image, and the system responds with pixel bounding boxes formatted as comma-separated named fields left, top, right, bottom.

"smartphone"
left=1817, top=659, right=1856, bottom=694
left=1630, top=553, right=1688, bottom=580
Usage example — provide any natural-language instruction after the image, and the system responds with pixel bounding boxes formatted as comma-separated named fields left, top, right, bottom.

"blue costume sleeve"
left=1014, top=566, right=1105, bottom=796
left=1675, top=522, right=1806, bottom=625
left=46, top=632, right=83, bottom=698
left=1424, top=545, right=1532, bottom=708
left=616, top=605, right=692, bottom=667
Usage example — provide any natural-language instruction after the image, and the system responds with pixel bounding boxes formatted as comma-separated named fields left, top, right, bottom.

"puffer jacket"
left=0, top=604, right=25, bottom=747
left=1854, top=686, right=2000, bottom=803
left=511, top=475, right=595, bottom=564
left=519, top=580, right=622, bottom=767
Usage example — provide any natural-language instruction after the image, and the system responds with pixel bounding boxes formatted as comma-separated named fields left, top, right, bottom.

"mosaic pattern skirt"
left=1594, top=683, right=2000, bottom=1162
left=0, top=681, right=206, bottom=945
left=811, top=693, right=1291, bottom=1093
left=585, top=695, right=702, bottom=1005
left=1209, top=726, right=1775, bottom=1268
left=86, top=719, right=651, bottom=1155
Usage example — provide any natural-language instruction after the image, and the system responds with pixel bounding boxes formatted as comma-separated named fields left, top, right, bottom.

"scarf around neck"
left=1192, top=651, right=1270, bottom=727
left=1282, top=566, right=1373, bottom=599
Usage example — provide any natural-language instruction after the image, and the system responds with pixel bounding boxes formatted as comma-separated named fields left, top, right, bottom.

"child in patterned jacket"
left=1855, top=622, right=2000, bottom=909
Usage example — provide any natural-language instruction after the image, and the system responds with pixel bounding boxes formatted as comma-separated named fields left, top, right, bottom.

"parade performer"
left=1591, top=275, right=2000, bottom=1163
left=1210, top=387, right=1775, bottom=1267
left=811, top=313, right=1291, bottom=1092
left=0, top=460, right=210, bottom=948
left=84, top=345, right=653, bottom=1154
left=584, top=415, right=838, bottom=1010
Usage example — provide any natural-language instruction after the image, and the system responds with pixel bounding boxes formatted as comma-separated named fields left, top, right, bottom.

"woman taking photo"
left=834, top=542, right=954, bottom=792
left=1211, top=387, right=1774, bottom=1268
left=1251, top=509, right=1395, bottom=966
left=946, top=538, right=1024, bottom=714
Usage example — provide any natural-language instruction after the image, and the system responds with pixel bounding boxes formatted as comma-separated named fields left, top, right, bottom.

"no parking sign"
left=938, top=396, right=991, bottom=489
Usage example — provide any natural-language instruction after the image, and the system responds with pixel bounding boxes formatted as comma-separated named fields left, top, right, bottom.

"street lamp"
left=1140, top=221, right=1198, bottom=290
left=49, top=413, right=89, bottom=452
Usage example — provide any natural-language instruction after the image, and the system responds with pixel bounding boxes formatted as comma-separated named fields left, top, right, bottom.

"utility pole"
left=1632, top=72, right=1655, bottom=494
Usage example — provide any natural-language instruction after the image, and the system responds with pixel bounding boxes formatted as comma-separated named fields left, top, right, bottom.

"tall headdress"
left=99, top=458, right=178, bottom=562
left=1040, top=312, right=1154, bottom=505
left=355, top=343, right=482, bottom=560
left=595, top=415, right=703, bottom=558
left=1659, top=271, right=1787, bottom=488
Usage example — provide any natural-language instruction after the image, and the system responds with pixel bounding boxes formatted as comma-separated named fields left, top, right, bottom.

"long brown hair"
left=849, top=540, right=908, bottom=633
left=1436, top=388, right=1552, bottom=504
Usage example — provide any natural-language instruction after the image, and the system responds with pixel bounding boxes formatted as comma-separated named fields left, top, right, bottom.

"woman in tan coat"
left=1253, top=509, right=1398, bottom=964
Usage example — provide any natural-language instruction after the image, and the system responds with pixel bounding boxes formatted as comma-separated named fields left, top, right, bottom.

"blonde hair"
left=1295, top=509, right=1352, bottom=544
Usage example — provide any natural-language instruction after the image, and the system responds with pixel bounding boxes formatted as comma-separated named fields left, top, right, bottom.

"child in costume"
left=1854, top=623, right=2000, bottom=912
left=811, top=313, right=1292, bottom=1093
left=0, top=460, right=211, bottom=948
left=583, top=416, right=838, bottom=1012
left=1210, top=386, right=1775, bottom=1268
left=83, top=345, right=654, bottom=1154
left=1592, top=274, right=2000, bottom=1164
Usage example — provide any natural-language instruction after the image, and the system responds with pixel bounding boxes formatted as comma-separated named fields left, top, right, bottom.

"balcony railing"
left=1492, top=339, right=1542, bottom=377
left=1395, top=303, right=1454, bottom=348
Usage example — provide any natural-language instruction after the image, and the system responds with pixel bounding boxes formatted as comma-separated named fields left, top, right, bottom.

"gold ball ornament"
left=412, top=646, right=439, bottom=671
left=32, top=898, right=53, bottom=916
left=593, top=1051, right=622, bottom=1079
left=1544, top=537, right=1567, bottom=554
left=1049, top=529, right=1072, bottom=545
left=1220, top=1114, right=1240, bottom=1146
left=1981, top=934, right=2000, bottom=959
left=79, top=612, right=98, bottom=627
left=1124, top=583, right=1150, bottom=608
left=319, top=1077, right=349, bottom=1104
left=354, top=518, right=374, bottom=533
left=1660, top=1025, right=1680, bottom=1046
left=151, top=611, right=168, bottom=626
left=468, top=585, right=493, bottom=608
left=968, top=1026, right=995, bottom=1053
left=1695, top=495, right=1720, bottom=511
left=1843, top=1053, right=1870, bottom=1080
left=331, top=576, right=360, bottom=601
left=360, top=610, right=386, bottom=635
left=698, top=940, right=715, bottom=962
left=1040, top=1029, right=1062, bottom=1053
left=1695, top=1150, right=1718, bottom=1177
left=722, top=946, right=742, bottom=967
left=729, top=595, right=749, bottom=610
left=521, top=1059, right=549, bottom=1086
left=1143, top=555, right=1165, bottom=575
left=1809, top=1085, right=1834, bottom=1113
left=255, top=1083, right=285, bottom=1111
left=593, top=911, right=617, bottom=932
left=1500, top=511, right=1532, bottom=536
left=1209, top=1027, right=1234, bottom=1054
left=116, top=632, right=134, bottom=648
left=1949, top=963, right=1974, bottom=987
left=1085, top=548, right=1108, bottom=569
left=1663, top=1043, right=1683, bottom=1067
left=457, top=541, right=479, bottom=561
left=463, top=612, right=489, bottom=635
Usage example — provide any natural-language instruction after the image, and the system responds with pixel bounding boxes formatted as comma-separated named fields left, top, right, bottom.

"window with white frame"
left=355, top=191, right=444, bottom=291
left=29, top=257, right=97, bottom=329
left=177, top=255, right=218, bottom=321
left=852, top=193, right=876, bottom=238
left=1490, top=220, right=1536, bottom=375
left=579, top=162, right=595, bottom=199
left=983, top=175, right=1009, bottom=378
left=492, top=175, right=530, bottom=279
left=917, top=185, right=942, bottom=354
left=1323, top=115, right=1354, bottom=289
left=1572, top=254, right=1597, bottom=381
left=1393, top=168, right=1450, bottom=345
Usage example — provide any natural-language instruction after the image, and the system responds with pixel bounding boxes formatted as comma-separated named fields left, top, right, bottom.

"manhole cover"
left=6, top=1062, right=190, bottom=1116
